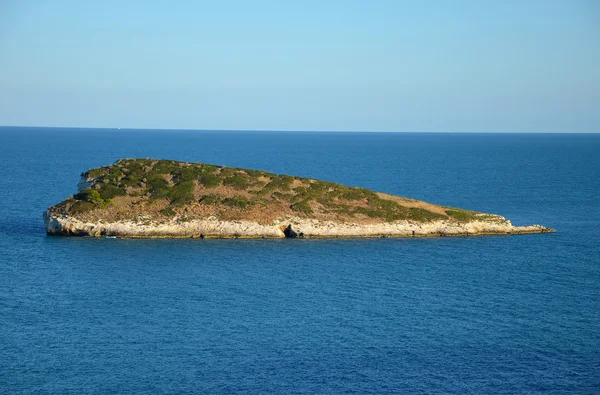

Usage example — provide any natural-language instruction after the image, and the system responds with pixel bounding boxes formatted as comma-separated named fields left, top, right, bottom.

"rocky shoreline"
left=44, top=212, right=554, bottom=239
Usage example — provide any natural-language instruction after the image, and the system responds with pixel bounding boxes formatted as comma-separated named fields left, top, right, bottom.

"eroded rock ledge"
left=44, top=212, right=554, bottom=239
left=44, top=158, right=555, bottom=238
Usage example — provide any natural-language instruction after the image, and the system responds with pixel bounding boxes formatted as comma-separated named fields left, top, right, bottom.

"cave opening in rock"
left=283, top=224, right=297, bottom=238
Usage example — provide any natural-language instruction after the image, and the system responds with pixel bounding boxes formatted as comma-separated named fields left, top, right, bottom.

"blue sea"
left=1, top=127, right=599, bottom=394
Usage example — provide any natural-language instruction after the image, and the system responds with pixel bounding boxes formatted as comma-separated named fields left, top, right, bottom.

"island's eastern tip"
left=44, top=158, right=555, bottom=238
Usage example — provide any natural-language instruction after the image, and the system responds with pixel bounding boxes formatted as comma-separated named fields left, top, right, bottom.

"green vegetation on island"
left=50, top=158, right=487, bottom=224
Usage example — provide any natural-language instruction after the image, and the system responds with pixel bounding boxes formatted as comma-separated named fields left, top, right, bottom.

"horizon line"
left=0, top=124, right=598, bottom=135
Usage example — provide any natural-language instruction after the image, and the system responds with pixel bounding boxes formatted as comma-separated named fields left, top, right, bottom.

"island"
left=44, top=158, right=554, bottom=238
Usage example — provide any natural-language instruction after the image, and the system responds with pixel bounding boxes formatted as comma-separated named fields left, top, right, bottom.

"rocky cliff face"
left=44, top=159, right=555, bottom=238
left=44, top=208, right=553, bottom=239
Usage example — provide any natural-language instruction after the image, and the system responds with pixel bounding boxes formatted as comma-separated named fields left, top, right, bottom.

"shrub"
left=71, top=189, right=108, bottom=214
left=200, top=194, right=220, bottom=205
left=408, top=207, right=446, bottom=222
left=341, top=187, right=377, bottom=201
left=446, top=209, right=476, bottom=222
left=70, top=200, right=95, bottom=214
left=292, top=185, right=307, bottom=193
left=121, top=162, right=145, bottom=180
left=199, top=173, right=221, bottom=188
left=75, top=189, right=105, bottom=206
left=350, top=198, right=403, bottom=221
left=105, top=168, right=123, bottom=183
left=272, top=191, right=293, bottom=200
left=168, top=180, right=195, bottom=206
left=245, top=169, right=267, bottom=178
left=290, top=201, right=313, bottom=215
left=153, top=160, right=177, bottom=174
left=218, top=167, right=236, bottom=178
left=307, top=180, right=334, bottom=193
left=172, top=167, right=196, bottom=182
left=201, top=164, right=219, bottom=173
left=86, top=167, right=107, bottom=179
left=223, top=174, right=250, bottom=190
left=160, top=207, right=176, bottom=216
left=222, top=196, right=251, bottom=210
left=98, top=185, right=126, bottom=200
left=121, top=175, right=141, bottom=187
left=147, top=175, right=170, bottom=199
left=263, top=175, right=294, bottom=192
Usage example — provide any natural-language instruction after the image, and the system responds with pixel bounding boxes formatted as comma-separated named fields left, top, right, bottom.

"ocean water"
left=1, top=127, right=599, bottom=394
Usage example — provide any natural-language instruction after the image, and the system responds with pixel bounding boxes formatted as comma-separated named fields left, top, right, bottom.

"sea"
left=1, top=127, right=599, bottom=394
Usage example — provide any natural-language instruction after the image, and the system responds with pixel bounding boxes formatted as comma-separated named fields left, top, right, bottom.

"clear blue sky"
left=1, top=0, right=598, bottom=132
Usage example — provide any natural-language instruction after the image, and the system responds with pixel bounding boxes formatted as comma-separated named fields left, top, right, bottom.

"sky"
left=0, top=0, right=599, bottom=132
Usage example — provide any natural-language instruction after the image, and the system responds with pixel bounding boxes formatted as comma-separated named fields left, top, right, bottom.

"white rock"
left=43, top=211, right=553, bottom=238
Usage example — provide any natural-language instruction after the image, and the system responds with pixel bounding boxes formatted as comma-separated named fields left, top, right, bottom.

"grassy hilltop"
left=49, top=158, right=488, bottom=225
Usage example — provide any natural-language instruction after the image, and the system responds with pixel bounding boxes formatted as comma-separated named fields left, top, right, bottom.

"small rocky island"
left=44, top=159, right=554, bottom=238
